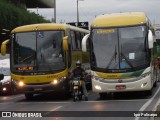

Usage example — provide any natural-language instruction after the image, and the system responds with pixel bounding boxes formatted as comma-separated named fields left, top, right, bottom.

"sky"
left=28, top=0, right=160, bottom=25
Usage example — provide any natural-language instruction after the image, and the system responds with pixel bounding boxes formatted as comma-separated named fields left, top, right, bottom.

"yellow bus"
left=1, top=23, right=89, bottom=99
left=82, top=12, right=158, bottom=98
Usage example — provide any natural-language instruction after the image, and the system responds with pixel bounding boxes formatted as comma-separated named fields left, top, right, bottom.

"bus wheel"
left=153, top=81, right=157, bottom=87
left=25, top=93, right=33, bottom=100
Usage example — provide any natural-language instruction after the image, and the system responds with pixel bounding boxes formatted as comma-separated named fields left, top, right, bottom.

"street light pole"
left=54, top=0, right=56, bottom=23
left=77, top=0, right=84, bottom=24
left=77, top=0, right=79, bottom=23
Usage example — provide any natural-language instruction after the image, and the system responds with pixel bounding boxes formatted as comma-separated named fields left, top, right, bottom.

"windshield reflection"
left=91, top=25, right=150, bottom=72
left=12, top=31, right=65, bottom=74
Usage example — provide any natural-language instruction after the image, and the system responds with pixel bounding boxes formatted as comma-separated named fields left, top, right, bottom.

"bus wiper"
left=106, top=45, right=117, bottom=69
left=121, top=53, right=134, bottom=69
left=20, top=53, right=36, bottom=63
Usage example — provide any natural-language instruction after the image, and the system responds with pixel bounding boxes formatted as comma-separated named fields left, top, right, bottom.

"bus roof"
left=91, top=12, right=147, bottom=28
left=11, top=23, right=89, bottom=33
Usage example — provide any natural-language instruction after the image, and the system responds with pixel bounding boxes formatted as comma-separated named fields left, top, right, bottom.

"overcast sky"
left=28, top=0, right=160, bottom=24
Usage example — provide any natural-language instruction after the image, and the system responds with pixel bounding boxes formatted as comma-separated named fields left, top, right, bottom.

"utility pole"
left=36, top=7, right=39, bottom=14
left=54, top=0, right=56, bottom=23
left=77, top=0, right=84, bottom=24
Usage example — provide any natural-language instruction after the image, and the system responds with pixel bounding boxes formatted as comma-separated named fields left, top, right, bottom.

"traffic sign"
left=67, top=22, right=89, bottom=30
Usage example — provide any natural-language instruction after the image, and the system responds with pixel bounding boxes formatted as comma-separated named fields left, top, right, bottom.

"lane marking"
left=152, top=95, right=160, bottom=111
left=135, top=86, right=160, bottom=120
left=44, top=106, right=63, bottom=116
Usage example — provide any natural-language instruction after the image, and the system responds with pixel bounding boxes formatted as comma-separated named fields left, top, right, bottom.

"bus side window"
left=71, top=31, right=82, bottom=51
left=68, top=33, right=72, bottom=68
left=71, top=31, right=76, bottom=50
left=76, top=32, right=81, bottom=50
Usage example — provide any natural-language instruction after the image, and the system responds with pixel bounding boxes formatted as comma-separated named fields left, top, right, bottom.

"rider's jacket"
left=72, top=67, right=85, bottom=80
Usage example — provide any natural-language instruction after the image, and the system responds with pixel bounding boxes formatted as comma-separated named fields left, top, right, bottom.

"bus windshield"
left=91, top=25, right=150, bottom=72
left=12, top=31, right=65, bottom=74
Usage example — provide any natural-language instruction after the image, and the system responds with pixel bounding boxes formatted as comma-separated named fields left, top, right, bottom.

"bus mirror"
left=1, top=39, right=10, bottom=56
left=63, top=36, right=68, bottom=51
left=82, top=34, right=90, bottom=52
left=148, top=30, right=153, bottom=49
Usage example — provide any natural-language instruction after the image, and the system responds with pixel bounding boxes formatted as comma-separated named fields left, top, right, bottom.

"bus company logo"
left=2, top=112, right=11, bottom=117
left=106, top=75, right=118, bottom=78
left=118, top=79, right=123, bottom=83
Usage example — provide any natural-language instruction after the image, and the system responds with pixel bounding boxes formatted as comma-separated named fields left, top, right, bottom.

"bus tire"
left=25, top=93, right=33, bottom=100
left=153, top=81, right=157, bottom=87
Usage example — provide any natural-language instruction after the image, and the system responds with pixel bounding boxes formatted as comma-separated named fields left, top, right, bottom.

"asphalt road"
left=0, top=83, right=160, bottom=120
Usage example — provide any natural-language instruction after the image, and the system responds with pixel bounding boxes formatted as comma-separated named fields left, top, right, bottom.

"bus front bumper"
left=92, top=75, right=152, bottom=93
left=17, top=82, right=69, bottom=94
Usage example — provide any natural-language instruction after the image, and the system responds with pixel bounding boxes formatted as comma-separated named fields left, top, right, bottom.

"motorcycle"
left=71, top=77, right=83, bottom=102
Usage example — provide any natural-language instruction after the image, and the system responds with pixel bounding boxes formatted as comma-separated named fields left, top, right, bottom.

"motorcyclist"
left=70, top=60, right=88, bottom=101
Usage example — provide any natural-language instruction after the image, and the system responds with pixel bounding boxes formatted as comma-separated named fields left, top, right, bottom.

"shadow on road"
left=16, top=92, right=72, bottom=102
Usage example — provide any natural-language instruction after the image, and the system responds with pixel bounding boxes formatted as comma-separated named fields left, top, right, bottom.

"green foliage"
left=0, top=0, right=50, bottom=31
left=153, top=45, right=160, bottom=60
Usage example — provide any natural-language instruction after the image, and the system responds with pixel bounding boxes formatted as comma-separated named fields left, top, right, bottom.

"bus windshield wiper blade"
left=20, top=53, right=36, bottom=64
left=106, top=45, right=117, bottom=69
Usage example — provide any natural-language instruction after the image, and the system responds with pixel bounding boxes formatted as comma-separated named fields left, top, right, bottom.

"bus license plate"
left=34, top=88, right=43, bottom=91
left=115, top=85, right=126, bottom=90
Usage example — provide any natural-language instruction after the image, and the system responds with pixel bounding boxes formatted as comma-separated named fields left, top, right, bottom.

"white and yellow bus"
left=1, top=23, right=89, bottom=99
left=82, top=12, right=158, bottom=98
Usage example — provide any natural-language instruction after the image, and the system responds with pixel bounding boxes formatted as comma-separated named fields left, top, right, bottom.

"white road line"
left=152, top=95, right=160, bottom=111
left=49, top=106, right=63, bottom=111
left=135, top=86, right=160, bottom=120
left=44, top=106, right=63, bottom=116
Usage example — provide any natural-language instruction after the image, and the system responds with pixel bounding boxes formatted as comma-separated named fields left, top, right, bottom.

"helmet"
left=76, top=60, right=81, bottom=67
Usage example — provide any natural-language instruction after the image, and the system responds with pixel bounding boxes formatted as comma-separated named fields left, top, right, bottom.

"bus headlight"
left=59, top=76, right=66, bottom=82
left=93, top=76, right=104, bottom=81
left=18, top=81, right=24, bottom=87
left=2, top=87, right=7, bottom=91
left=94, top=85, right=101, bottom=90
left=52, top=76, right=66, bottom=85
left=3, top=81, right=10, bottom=85
left=138, top=72, right=151, bottom=79
left=93, top=76, right=100, bottom=81
left=13, top=80, right=25, bottom=87
left=52, top=80, right=58, bottom=85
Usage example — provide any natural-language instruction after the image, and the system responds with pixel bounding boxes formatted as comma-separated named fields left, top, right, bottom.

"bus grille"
left=26, top=82, right=50, bottom=85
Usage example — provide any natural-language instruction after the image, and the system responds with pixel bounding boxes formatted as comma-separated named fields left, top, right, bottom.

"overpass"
left=13, top=0, right=56, bottom=22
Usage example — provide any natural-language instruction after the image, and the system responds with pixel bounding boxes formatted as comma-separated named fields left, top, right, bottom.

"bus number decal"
left=97, top=29, right=115, bottom=34
left=17, top=66, right=34, bottom=71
